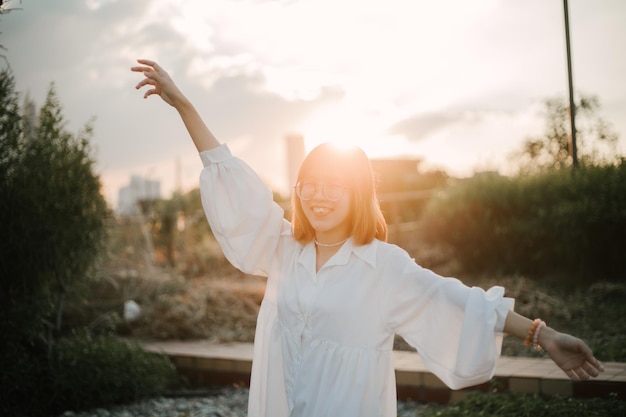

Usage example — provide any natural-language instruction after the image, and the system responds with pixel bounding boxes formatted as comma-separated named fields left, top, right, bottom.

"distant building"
left=117, top=175, right=161, bottom=216
left=370, top=158, right=423, bottom=193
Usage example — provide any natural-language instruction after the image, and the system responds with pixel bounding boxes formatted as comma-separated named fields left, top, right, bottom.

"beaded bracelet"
left=524, top=318, right=546, bottom=351
left=524, top=318, right=542, bottom=347
left=532, top=320, right=546, bottom=351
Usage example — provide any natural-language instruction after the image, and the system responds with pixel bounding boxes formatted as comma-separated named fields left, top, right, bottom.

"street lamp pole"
left=563, top=0, right=578, bottom=170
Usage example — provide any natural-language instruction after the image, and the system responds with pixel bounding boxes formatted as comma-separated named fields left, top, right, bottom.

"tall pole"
left=563, top=0, right=578, bottom=170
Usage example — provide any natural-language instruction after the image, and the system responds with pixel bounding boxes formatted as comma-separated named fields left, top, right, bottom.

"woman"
left=131, top=59, right=604, bottom=417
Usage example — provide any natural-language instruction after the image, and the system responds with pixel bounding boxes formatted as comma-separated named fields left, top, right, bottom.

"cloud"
left=3, top=0, right=626, bottom=207
left=388, top=110, right=477, bottom=143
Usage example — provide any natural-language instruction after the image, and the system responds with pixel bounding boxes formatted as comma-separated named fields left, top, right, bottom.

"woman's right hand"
left=131, top=58, right=221, bottom=152
left=131, top=59, right=185, bottom=107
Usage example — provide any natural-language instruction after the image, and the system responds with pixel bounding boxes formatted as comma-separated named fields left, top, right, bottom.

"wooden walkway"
left=143, top=340, right=626, bottom=403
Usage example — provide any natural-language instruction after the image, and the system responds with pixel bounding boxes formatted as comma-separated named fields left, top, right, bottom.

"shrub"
left=419, top=163, right=626, bottom=283
left=49, top=331, right=179, bottom=414
left=0, top=330, right=178, bottom=417
left=1, top=68, right=109, bottom=363
left=560, top=282, right=626, bottom=362
left=0, top=71, right=179, bottom=417
left=0, top=338, right=52, bottom=417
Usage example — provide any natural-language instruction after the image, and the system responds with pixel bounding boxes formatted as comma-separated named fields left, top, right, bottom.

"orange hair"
left=291, top=143, right=388, bottom=245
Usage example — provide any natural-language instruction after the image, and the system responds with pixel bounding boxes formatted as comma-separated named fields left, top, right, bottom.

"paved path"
left=143, top=340, right=626, bottom=403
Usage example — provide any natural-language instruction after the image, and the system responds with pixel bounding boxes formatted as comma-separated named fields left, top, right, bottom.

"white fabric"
left=199, top=144, right=515, bottom=417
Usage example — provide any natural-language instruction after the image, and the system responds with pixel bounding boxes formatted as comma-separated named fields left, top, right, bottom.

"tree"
left=1, top=0, right=22, bottom=69
left=0, top=64, right=22, bottom=174
left=0, top=69, right=109, bottom=345
left=1, top=69, right=179, bottom=417
left=513, top=94, right=619, bottom=173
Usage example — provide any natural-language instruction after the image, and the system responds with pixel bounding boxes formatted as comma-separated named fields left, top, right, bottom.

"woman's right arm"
left=131, top=59, right=220, bottom=153
left=131, top=59, right=288, bottom=276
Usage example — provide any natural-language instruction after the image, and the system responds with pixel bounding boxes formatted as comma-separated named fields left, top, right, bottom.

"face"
left=297, top=176, right=352, bottom=243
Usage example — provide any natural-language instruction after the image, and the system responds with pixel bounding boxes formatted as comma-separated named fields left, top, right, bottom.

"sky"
left=2, top=0, right=625, bottom=209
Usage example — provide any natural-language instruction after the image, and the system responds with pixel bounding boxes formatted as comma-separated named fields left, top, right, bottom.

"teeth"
left=313, top=207, right=330, bottom=214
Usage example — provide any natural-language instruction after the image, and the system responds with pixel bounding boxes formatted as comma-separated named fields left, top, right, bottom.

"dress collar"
left=297, top=238, right=378, bottom=270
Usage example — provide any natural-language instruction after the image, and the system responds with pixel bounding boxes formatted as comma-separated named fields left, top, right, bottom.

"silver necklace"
left=314, top=238, right=348, bottom=247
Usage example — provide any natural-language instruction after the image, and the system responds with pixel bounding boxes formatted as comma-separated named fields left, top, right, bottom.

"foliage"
left=1, top=0, right=22, bottom=69
left=420, top=392, right=625, bottom=417
left=0, top=69, right=109, bottom=344
left=556, top=282, right=626, bottom=362
left=0, top=331, right=179, bottom=417
left=0, top=65, right=21, bottom=166
left=64, top=217, right=264, bottom=342
left=0, top=69, right=177, bottom=416
left=0, top=337, right=51, bottom=417
left=513, top=94, right=619, bottom=173
left=141, top=188, right=212, bottom=270
left=49, top=331, right=179, bottom=414
left=419, top=163, right=626, bottom=282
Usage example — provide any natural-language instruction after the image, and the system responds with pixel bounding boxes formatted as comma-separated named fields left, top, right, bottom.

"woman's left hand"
left=541, top=329, right=604, bottom=380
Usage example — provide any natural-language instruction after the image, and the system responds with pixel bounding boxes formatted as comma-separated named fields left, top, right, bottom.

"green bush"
left=558, top=282, right=626, bottom=362
left=1, top=68, right=110, bottom=351
left=50, top=331, right=178, bottom=413
left=419, top=163, right=626, bottom=283
left=421, top=392, right=626, bottom=417
left=0, top=331, right=179, bottom=417
left=0, top=338, right=52, bottom=417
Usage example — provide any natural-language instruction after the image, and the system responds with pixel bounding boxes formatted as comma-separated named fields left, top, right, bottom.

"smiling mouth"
left=312, top=207, right=331, bottom=215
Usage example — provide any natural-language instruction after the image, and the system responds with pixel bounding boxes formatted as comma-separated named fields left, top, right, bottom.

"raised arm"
left=131, top=59, right=220, bottom=153
left=504, top=310, right=604, bottom=380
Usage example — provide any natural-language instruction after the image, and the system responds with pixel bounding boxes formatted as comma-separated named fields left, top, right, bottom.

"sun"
left=298, top=103, right=416, bottom=161
left=299, top=104, right=382, bottom=154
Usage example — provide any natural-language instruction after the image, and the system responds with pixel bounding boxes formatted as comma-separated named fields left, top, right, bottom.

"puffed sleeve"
left=198, top=144, right=288, bottom=276
left=380, top=250, right=514, bottom=390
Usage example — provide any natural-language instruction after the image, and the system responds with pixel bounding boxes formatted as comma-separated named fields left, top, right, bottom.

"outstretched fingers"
left=131, top=60, right=163, bottom=84
left=133, top=59, right=166, bottom=77
left=564, top=366, right=589, bottom=381
left=131, top=59, right=181, bottom=107
left=131, top=61, right=163, bottom=99
left=564, top=358, right=604, bottom=381
left=142, top=87, right=159, bottom=99
left=585, top=354, right=604, bottom=375
left=582, top=360, right=602, bottom=378
left=136, top=58, right=158, bottom=68
left=580, top=344, right=604, bottom=377
left=131, top=64, right=155, bottom=75
left=134, top=77, right=154, bottom=90
left=132, top=76, right=158, bottom=98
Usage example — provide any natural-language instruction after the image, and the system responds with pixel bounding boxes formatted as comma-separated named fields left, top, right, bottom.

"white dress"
left=199, top=144, right=514, bottom=417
